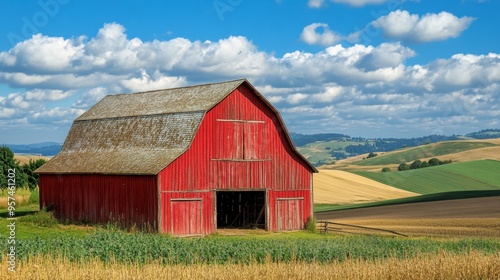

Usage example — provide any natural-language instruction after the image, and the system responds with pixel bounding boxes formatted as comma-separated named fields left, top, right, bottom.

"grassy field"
left=0, top=188, right=35, bottom=209
left=0, top=203, right=498, bottom=279
left=9, top=232, right=486, bottom=262
left=353, top=141, right=496, bottom=166
left=353, top=160, right=500, bottom=194
left=297, top=140, right=360, bottom=165
left=4, top=226, right=499, bottom=264
left=0, top=205, right=96, bottom=239
left=2, top=224, right=499, bottom=279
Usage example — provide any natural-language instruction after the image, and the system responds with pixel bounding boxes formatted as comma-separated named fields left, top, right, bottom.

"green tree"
left=428, top=158, right=441, bottom=166
left=398, top=163, right=410, bottom=171
left=381, top=167, right=391, bottom=172
left=367, top=152, right=377, bottom=158
left=0, top=146, right=27, bottom=188
left=440, top=159, right=453, bottom=165
left=22, top=158, right=47, bottom=190
left=410, top=160, right=422, bottom=170
left=421, top=161, right=430, bottom=168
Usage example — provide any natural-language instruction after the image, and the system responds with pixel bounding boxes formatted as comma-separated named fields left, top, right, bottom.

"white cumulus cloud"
left=0, top=22, right=498, bottom=139
left=120, top=69, right=187, bottom=92
left=300, top=23, right=343, bottom=46
left=373, top=10, right=475, bottom=43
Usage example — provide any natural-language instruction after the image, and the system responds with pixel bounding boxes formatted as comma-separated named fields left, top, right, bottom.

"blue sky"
left=1, top=0, right=499, bottom=144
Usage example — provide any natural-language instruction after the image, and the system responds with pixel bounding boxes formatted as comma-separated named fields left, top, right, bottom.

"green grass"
left=8, top=230, right=499, bottom=265
left=28, top=187, right=39, bottom=204
left=314, top=190, right=500, bottom=212
left=353, top=141, right=496, bottom=166
left=0, top=205, right=96, bottom=239
left=353, top=160, right=500, bottom=194
left=1, top=205, right=498, bottom=267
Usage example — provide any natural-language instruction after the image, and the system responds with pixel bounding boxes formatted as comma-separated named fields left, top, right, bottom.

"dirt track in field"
left=315, top=196, right=500, bottom=220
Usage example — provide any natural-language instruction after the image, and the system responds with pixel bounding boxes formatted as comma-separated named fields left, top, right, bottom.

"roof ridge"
left=108, top=78, right=247, bottom=98
left=76, top=78, right=247, bottom=121
left=74, top=110, right=206, bottom=122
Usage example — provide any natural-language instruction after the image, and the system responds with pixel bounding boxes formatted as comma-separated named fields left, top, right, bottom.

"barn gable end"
left=37, top=79, right=316, bottom=235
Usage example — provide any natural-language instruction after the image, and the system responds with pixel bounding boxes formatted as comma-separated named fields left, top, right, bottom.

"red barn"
left=36, top=79, right=317, bottom=235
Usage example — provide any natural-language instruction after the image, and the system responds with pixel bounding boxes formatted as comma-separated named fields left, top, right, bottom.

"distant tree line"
left=344, top=135, right=460, bottom=156
left=290, top=133, right=350, bottom=147
left=328, top=151, right=347, bottom=160
left=397, top=158, right=452, bottom=171
left=0, top=146, right=46, bottom=190
left=465, top=129, right=500, bottom=139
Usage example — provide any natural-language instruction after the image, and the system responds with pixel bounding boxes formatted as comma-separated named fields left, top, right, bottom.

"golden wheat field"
left=13, top=155, right=49, bottom=165
left=2, top=251, right=498, bottom=280
left=313, top=170, right=417, bottom=204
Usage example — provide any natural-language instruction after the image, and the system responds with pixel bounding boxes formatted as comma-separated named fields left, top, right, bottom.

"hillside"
left=323, top=138, right=500, bottom=171
left=314, top=170, right=417, bottom=204
left=294, top=129, right=500, bottom=166
left=315, top=141, right=500, bottom=210
left=353, top=160, right=500, bottom=195
left=352, top=140, right=498, bottom=166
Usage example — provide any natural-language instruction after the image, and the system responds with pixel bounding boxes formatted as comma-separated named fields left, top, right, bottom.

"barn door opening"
left=216, top=191, right=266, bottom=229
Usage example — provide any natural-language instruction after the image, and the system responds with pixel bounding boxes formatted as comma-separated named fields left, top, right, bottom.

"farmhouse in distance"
left=36, top=79, right=317, bottom=235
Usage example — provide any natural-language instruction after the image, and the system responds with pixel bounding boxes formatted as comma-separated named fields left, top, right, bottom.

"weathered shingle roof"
left=77, top=79, right=243, bottom=121
left=37, top=113, right=204, bottom=174
left=37, top=79, right=317, bottom=175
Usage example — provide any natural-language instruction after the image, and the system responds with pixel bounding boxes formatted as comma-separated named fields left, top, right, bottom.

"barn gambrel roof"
left=36, top=79, right=317, bottom=175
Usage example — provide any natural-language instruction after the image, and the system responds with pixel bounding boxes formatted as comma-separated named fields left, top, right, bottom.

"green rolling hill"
left=352, top=141, right=496, bottom=166
left=353, top=160, right=500, bottom=195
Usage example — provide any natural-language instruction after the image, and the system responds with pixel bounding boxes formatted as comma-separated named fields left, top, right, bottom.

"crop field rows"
left=2, top=229, right=500, bottom=279
left=2, top=250, right=499, bottom=280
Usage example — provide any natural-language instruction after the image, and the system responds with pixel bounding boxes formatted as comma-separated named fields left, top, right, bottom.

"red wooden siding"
left=161, top=191, right=215, bottom=235
left=170, top=199, right=202, bottom=235
left=158, top=84, right=312, bottom=192
left=276, top=199, right=303, bottom=231
left=159, top=84, right=313, bottom=233
left=39, top=174, right=158, bottom=230
left=269, top=190, right=311, bottom=231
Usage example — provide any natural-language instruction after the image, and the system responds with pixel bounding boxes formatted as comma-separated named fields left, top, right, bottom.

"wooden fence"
left=316, top=220, right=408, bottom=237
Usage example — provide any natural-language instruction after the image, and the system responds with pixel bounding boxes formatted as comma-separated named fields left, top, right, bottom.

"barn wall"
left=268, top=190, right=311, bottom=231
left=39, top=174, right=158, bottom=230
left=159, top=84, right=313, bottom=233
left=160, top=191, right=214, bottom=235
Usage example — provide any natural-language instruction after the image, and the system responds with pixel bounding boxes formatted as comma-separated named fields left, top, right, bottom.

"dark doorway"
left=216, top=191, right=266, bottom=229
